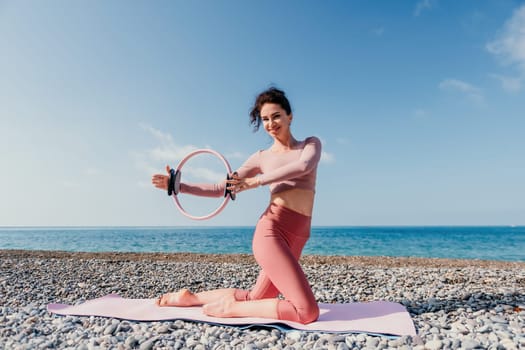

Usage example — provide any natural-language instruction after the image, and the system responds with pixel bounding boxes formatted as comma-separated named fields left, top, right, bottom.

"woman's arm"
left=179, top=182, right=225, bottom=198
left=152, top=165, right=225, bottom=197
left=160, top=151, right=262, bottom=198
left=227, top=137, right=322, bottom=194
left=258, top=136, right=322, bottom=185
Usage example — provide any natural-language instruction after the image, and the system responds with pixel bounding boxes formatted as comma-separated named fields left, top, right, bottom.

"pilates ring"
left=168, top=149, right=235, bottom=220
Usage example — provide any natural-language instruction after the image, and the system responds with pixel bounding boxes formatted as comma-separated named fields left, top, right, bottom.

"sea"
left=0, top=226, right=524, bottom=262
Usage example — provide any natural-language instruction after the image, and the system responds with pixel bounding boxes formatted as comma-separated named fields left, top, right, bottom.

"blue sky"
left=1, top=0, right=524, bottom=226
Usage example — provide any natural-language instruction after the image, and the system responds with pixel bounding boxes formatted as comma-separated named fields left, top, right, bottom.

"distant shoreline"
left=2, top=226, right=524, bottom=262
left=1, top=225, right=524, bottom=228
left=2, top=249, right=523, bottom=269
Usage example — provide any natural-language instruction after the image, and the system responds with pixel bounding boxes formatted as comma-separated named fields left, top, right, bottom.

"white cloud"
left=462, top=10, right=486, bottom=33
left=371, top=27, right=385, bottom=37
left=486, top=4, right=525, bottom=90
left=316, top=136, right=336, bottom=164
left=321, top=151, right=335, bottom=164
left=412, top=109, right=429, bottom=120
left=225, top=151, right=245, bottom=160
left=85, top=167, right=101, bottom=176
left=439, top=78, right=484, bottom=104
left=136, top=123, right=230, bottom=184
left=489, top=74, right=522, bottom=93
left=139, top=123, right=198, bottom=162
left=414, top=0, right=436, bottom=17
left=486, top=5, right=525, bottom=68
left=132, top=155, right=161, bottom=175
left=336, top=137, right=349, bottom=145
left=184, top=167, right=225, bottom=183
left=136, top=181, right=152, bottom=188
left=139, top=123, right=172, bottom=144
left=149, top=145, right=198, bottom=163
left=63, top=181, right=80, bottom=188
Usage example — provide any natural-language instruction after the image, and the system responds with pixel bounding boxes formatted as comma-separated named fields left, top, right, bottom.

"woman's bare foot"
left=202, top=294, right=237, bottom=317
left=156, top=288, right=200, bottom=307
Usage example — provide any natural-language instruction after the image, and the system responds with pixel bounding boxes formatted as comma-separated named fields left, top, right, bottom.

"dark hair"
left=249, top=87, right=292, bottom=132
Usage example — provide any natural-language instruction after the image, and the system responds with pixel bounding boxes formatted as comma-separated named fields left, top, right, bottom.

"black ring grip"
left=167, top=169, right=181, bottom=196
left=224, top=172, right=237, bottom=201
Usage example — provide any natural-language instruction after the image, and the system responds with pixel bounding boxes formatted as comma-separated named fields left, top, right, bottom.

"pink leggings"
left=234, top=203, right=319, bottom=324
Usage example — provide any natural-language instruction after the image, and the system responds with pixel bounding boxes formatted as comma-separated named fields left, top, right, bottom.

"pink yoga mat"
left=48, top=294, right=416, bottom=336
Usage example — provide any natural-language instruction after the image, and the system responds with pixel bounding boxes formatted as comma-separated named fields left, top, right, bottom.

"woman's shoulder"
left=303, top=136, right=321, bottom=146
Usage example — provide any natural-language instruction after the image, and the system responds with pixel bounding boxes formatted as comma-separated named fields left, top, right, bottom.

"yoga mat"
left=48, top=294, right=416, bottom=336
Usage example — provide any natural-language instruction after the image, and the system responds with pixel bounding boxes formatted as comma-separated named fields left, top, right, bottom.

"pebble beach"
left=1, top=250, right=524, bottom=349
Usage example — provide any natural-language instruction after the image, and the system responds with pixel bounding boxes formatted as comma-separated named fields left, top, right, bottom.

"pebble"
left=286, top=330, right=302, bottom=342
left=337, top=343, right=350, bottom=350
left=0, top=252, right=523, bottom=349
left=365, top=337, right=379, bottom=348
left=156, top=324, right=170, bottom=334
left=356, top=333, right=367, bottom=342
left=139, top=337, right=157, bottom=350
left=103, top=323, right=118, bottom=335
left=478, top=324, right=492, bottom=333
left=500, top=338, right=518, bottom=350
left=461, top=338, right=481, bottom=349
left=425, top=339, right=442, bottom=350
left=124, top=335, right=138, bottom=347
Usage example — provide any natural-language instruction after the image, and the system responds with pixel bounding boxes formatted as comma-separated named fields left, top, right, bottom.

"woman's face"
left=260, top=103, right=292, bottom=138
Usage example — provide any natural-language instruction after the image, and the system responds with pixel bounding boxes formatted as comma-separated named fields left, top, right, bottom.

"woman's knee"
left=278, top=300, right=320, bottom=324
left=300, top=302, right=320, bottom=324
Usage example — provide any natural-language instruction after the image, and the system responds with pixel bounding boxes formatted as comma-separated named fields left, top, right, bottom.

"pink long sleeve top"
left=180, top=136, right=322, bottom=197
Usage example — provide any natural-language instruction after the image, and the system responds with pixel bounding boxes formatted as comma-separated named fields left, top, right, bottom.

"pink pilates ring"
left=170, top=149, right=234, bottom=220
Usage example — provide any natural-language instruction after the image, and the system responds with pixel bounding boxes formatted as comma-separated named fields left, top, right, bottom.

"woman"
left=151, top=87, right=322, bottom=324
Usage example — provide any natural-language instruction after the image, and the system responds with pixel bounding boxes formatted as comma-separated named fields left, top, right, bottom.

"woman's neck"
left=272, top=134, right=298, bottom=152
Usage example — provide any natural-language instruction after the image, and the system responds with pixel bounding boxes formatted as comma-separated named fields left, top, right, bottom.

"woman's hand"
left=151, top=165, right=171, bottom=191
left=226, top=173, right=260, bottom=194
